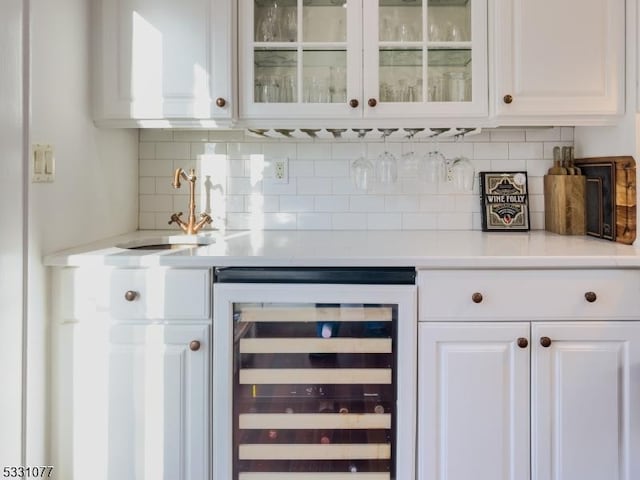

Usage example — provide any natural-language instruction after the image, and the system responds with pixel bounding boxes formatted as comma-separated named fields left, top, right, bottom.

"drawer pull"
left=189, top=340, right=201, bottom=352
left=124, top=290, right=138, bottom=302
left=517, top=337, right=528, bottom=349
left=471, top=292, right=483, bottom=303
left=540, top=337, right=552, bottom=348
left=503, top=94, right=513, bottom=104
left=584, top=291, right=597, bottom=303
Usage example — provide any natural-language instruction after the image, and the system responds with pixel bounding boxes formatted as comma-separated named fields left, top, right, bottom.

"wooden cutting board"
left=574, top=156, right=636, bottom=245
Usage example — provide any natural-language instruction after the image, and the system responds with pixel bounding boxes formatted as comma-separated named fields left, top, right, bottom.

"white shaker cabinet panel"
left=94, top=0, right=232, bottom=124
left=532, top=322, right=640, bottom=480
left=494, top=0, right=624, bottom=122
left=418, top=322, right=530, bottom=480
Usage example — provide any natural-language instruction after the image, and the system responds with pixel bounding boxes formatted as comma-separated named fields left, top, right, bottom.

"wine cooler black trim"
left=215, top=267, right=416, bottom=285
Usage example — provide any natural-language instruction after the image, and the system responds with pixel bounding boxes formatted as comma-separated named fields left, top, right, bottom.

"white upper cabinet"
left=238, top=0, right=488, bottom=121
left=94, top=0, right=233, bottom=125
left=493, top=0, right=624, bottom=123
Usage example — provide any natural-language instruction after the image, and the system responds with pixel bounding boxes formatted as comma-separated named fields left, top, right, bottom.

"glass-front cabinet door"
left=239, top=0, right=487, bottom=120
left=239, top=0, right=363, bottom=119
left=363, top=0, right=487, bottom=118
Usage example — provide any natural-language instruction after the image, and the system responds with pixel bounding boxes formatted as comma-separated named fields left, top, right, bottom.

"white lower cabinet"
left=52, top=267, right=211, bottom=480
left=418, top=321, right=640, bottom=480
left=106, top=324, right=210, bottom=480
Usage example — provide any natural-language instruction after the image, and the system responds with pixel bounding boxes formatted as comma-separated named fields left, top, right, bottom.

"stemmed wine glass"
left=450, top=129, right=475, bottom=192
left=401, top=129, right=422, bottom=178
left=376, top=129, right=398, bottom=185
left=351, top=129, right=374, bottom=191
left=421, top=128, right=447, bottom=186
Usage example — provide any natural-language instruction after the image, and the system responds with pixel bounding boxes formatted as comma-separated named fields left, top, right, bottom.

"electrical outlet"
left=273, top=158, right=288, bottom=183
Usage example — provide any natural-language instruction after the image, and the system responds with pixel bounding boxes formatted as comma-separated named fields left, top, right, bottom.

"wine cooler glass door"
left=213, top=283, right=416, bottom=480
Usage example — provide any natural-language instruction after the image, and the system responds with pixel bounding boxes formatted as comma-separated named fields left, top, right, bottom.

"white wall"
left=28, top=0, right=138, bottom=463
left=0, top=0, right=27, bottom=466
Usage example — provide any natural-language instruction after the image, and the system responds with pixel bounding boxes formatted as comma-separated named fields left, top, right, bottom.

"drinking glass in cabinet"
left=445, top=71, right=469, bottom=102
left=303, top=50, right=347, bottom=103
left=303, top=0, right=347, bottom=43
left=379, top=0, right=423, bottom=42
left=379, top=49, right=422, bottom=103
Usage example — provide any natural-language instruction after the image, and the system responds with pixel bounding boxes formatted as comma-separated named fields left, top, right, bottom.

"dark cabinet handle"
left=584, top=291, right=597, bottom=303
left=503, top=94, right=513, bottom=104
left=189, top=340, right=201, bottom=352
left=540, top=337, right=552, bottom=348
left=517, top=337, right=529, bottom=349
left=367, top=98, right=377, bottom=107
left=215, top=97, right=226, bottom=107
left=471, top=292, right=483, bottom=304
left=349, top=99, right=359, bottom=108
left=124, top=290, right=138, bottom=302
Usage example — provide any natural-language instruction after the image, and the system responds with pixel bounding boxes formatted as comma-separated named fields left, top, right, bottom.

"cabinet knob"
left=503, top=94, right=513, bottom=104
left=216, top=97, right=226, bottom=107
left=189, top=340, right=201, bottom=352
left=540, top=336, right=552, bottom=348
left=367, top=98, right=377, bottom=107
left=517, top=337, right=529, bottom=349
left=349, top=98, right=359, bottom=108
left=471, top=292, right=483, bottom=304
left=584, top=291, right=597, bottom=303
left=124, top=290, right=138, bottom=302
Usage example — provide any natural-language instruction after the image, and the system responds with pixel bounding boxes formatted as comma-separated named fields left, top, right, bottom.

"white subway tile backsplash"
left=315, top=195, right=350, bottom=212
left=298, top=177, right=332, bottom=195
left=474, top=142, right=509, bottom=160
left=140, top=159, right=173, bottom=177
left=155, top=142, right=190, bottom=160
left=402, top=213, right=438, bottom=229
left=139, top=142, right=155, bottom=159
left=350, top=195, right=386, bottom=212
left=140, top=194, right=173, bottom=213
left=139, top=177, right=155, bottom=195
left=525, top=127, right=561, bottom=142
left=367, top=213, right=402, bottom=230
left=280, top=195, right=315, bottom=212
left=297, top=143, right=331, bottom=160
left=490, top=129, right=526, bottom=142
left=509, top=142, right=543, bottom=160
left=138, top=128, right=572, bottom=231
left=332, top=213, right=367, bottom=230
left=298, top=213, right=332, bottom=230
left=139, top=129, right=173, bottom=142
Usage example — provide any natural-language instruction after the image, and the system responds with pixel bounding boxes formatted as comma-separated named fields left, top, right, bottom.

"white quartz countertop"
left=43, top=230, right=640, bottom=268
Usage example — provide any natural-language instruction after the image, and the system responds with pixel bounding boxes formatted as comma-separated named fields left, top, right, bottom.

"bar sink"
left=116, top=235, right=216, bottom=250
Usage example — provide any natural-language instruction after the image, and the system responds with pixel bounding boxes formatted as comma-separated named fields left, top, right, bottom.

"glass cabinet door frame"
left=238, top=0, right=364, bottom=120
left=212, top=282, right=417, bottom=480
left=362, top=0, right=488, bottom=119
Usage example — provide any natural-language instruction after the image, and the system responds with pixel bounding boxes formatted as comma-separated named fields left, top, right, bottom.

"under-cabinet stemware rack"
left=246, top=127, right=482, bottom=141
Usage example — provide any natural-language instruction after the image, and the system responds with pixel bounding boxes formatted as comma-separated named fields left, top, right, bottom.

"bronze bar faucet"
left=168, top=168, right=212, bottom=234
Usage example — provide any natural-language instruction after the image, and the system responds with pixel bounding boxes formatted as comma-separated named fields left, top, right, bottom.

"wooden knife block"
left=544, top=175, right=586, bottom=235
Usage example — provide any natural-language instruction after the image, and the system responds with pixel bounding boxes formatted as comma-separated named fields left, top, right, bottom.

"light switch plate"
left=32, top=144, right=55, bottom=183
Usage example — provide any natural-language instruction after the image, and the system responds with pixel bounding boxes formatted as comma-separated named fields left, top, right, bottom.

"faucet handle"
left=200, top=213, right=213, bottom=224
left=168, top=212, right=183, bottom=225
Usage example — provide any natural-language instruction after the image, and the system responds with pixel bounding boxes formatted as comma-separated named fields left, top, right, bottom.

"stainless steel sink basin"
left=116, top=235, right=216, bottom=250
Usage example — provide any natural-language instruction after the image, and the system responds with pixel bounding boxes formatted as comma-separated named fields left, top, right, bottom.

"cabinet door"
left=362, top=0, right=488, bottom=119
left=418, top=322, right=530, bottom=480
left=95, top=0, right=232, bottom=122
left=239, top=0, right=363, bottom=120
left=107, top=324, right=210, bottom=480
left=494, top=0, right=624, bottom=120
left=532, top=322, right=640, bottom=480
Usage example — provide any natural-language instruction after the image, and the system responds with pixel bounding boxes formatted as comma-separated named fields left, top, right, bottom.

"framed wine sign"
left=479, top=171, right=530, bottom=231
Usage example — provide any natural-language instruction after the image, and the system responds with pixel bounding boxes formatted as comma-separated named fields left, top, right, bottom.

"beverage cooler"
left=213, top=268, right=417, bottom=480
